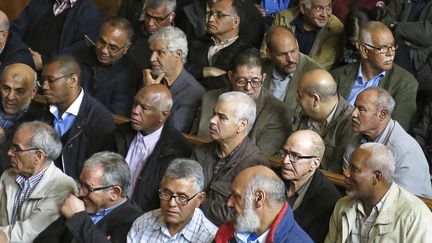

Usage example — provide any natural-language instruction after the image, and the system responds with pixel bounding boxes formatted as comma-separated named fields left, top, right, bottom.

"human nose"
left=168, top=195, right=177, bottom=206
left=5, top=90, right=15, bottom=100
left=343, top=167, right=350, bottom=178
left=352, top=107, right=358, bottom=117
left=227, top=195, right=234, bottom=208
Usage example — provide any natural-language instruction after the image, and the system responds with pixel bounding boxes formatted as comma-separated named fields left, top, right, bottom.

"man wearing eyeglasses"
left=0, top=121, right=76, bottom=242
left=34, top=152, right=143, bottom=243
left=128, top=158, right=217, bottom=242
left=331, top=21, right=418, bottom=131
left=74, top=17, right=141, bottom=116
left=280, top=130, right=340, bottom=242
left=294, top=69, right=353, bottom=173
left=40, top=55, right=116, bottom=179
left=192, top=51, right=290, bottom=155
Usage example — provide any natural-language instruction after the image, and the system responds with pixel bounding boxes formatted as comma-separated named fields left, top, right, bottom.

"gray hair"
left=358, top=143, right=395, bottom=183
left=18, top=121, right=62, bottom=161
left=218, top=91, right=257, bottom=132
left=0, top=10, right=9, bottom=32
left=230, top=50, right=262, bottom=72
left=246, top=173, right=286, bottom=204
left=163, top=158, right=205, bottom=193
left=358, top=21, right=390, bottom=45
left=149, top=26, right=188, bottom=63
left=45, top=55, right=82, bottom=84
left=102, top=17, right=134, bottom=43
left=144, top=0, right=176, bottom=13
left=362, top=87, right=395, bottom=115
left=83, top=152, right=131, bottom=197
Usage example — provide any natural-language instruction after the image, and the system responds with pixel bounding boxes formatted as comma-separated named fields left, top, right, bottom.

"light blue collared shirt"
left=234, top=230, right=269, bottom=243
left=89, top=198, right=127, bottom=224
left=348, top=65, right=385, bottom=105
left=49, top=89, right=84, bottom=136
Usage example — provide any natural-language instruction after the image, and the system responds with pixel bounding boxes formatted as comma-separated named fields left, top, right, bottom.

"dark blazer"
left=75, top=46, right=141, bottom=116
left=289, top=170, right=341, bottom=243
left=11, top=0, right=102, bottom=61
left=41, top=92, right=116, bottom=179
left=111, top=120, right=193, bottom=212
left=0, top=32, right=35, bottom=74
left=33, top=199, right=143, bottom=243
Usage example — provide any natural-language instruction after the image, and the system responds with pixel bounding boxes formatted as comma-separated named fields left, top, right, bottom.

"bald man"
left=215, top=166, right=313, bottom=243
left=294, top=69, right=353, bottom=173
left=0, top=63, right=43, bottom=174
left=0, top=11, right=34, bottom=74
left=110, top=84, right=192, bottom=212
left=281, top=130, right=341, bottom=243
left=331, top=21, right=418, bottom=130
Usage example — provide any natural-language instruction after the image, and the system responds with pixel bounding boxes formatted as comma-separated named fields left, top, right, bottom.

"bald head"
left=359, top=21, right=391, bottom=44
left=0, top=10, right=9, bottom=31
left=299, top=69, right=337, bottom=101
left=286, top=130, right=325, bottom=160
left=137, top=84, right=173, bottom=112
left=265, top=26, right=297, bottom=52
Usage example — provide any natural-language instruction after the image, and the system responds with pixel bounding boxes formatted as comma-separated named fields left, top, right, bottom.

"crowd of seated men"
left=1, top=0, right=432, bottom=242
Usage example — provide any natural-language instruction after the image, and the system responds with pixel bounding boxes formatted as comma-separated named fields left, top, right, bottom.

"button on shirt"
left=234, top=230, right=270, bottom=243
left=269, top=67, right=293, bottom=100
left=348, top=66, right=385, bottom=105
left=127, top=208, right=217, bottom=243
left=49, top=88, right=84, bottom=136
left=125, top=125, right=163, bottom=197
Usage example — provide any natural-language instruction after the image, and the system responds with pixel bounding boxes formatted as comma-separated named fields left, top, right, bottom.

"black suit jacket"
left=290, top=170, right=341, bottom=243
left=0, top=32, right=35, bottom=74
left=111, top=120, right=193, bottom=212
left=33, top=199, right=143, bottom=243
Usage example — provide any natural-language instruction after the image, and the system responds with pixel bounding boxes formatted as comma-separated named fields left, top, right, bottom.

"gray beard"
left=234, top=196, right=260, bottom=232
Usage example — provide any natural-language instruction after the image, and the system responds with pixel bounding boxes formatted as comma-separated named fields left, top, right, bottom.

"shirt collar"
left=156, top=208, right=202, bottom=241
left=49, top=88, right=84, bottom=119
left=135, top=125, right=164, bottom=149
left=55, top=0, right=77, bottom=8
left=15, top=164, right=49, bottom=189
left=234, top=230, right=270, bottom=243
left=211, top=35, right=239, bottom=46
left=272, top=66, right=292, bottom=82
left=356, top=64, right=386, bottom=85
left=0, top=102, right=30, bottom=122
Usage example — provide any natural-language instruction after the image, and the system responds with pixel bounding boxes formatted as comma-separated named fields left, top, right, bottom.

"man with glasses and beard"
left=214, top=166, right=313, bottom=243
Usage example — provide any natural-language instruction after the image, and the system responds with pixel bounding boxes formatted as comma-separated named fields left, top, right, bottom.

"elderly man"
left=111, top=84, right=192, bottom=212
left=326, top=143, right=432, bottom=242
left=34, top=152, right=143, bottom=243
left=186, top=0, right=256, bottom=90
left=128, top=0, right=176, bottom=69
left=331, top=21, right=418, bottom=130
left=0, top=10, right=34, bottom=74
left=193, top=51, right=290, bottom=155
left=74, top=17, right=141, bottom=116
left=40, top=55, right=115, bottom=179
left=10, top=0, right=102, bottom=70
left=294, top=69, right=352, bottom=173
left=0, top=121, right=76, bottom=242
left=215, top=166, right=313, bottom=242
left=144, top=26, right=205, bottom=133
left=344, top=87, right=432, bottom=198
left=263, top=26, right=323, bottom=123
left=262, top=0, right=344, bottom=70
left=192, top=91, right=269, bottom=225
left=128, top=158, right=217, bottom=242
left=281, top=130, right=341, bottom=242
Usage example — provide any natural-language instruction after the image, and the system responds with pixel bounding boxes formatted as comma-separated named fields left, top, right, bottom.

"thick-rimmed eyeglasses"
left=10, top=144, right=39, bottom=155
left=76, top=180, right=116, bottom=194
left=159, top=189, right=199, bottom=206
left=38, top=74, right=73, bottom=87
left=235, top=77, right=263, bottom=88
left=282, top=151, right=317, bottom=163
left=143, top=10, right=174, bottom=23
left=206, top=11, right=237, bottom=19
left=95, top=38, right=130, bottom=53
left=362, top=43, right=399, bottom=54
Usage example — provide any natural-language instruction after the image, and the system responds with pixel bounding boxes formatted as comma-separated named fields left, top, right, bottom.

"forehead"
left=370, top=28, right=394, bottom=45
left=161, top=177, right=196, bottom=194
left=146, top=3, right=170, bottom=15
left=14, top=127, right=32, bottom=145
left=99, top=25, right=127, bottom=42
left=1, top=71, right=33, bottom=88
left=42, top=62, right=62, bottom=76
left=271, top=33, right=297, bottom=51
left=349, top=149, right=370, bottom=169
left=310, top=0, right=332, bottom=6
left=233, top=65, right=261, bottom=76
left=81, top=165, right=105, bottom=183
left=149, top=39, right=169, bottom=51
left=215, top=100, right=236, bottom=116
left=284, top=134, right=312, bottom=152
left=355, top=91, right=376, bottom=108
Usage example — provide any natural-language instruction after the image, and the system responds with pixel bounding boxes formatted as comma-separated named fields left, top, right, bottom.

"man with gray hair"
left=192, top=91, right=270, bottom=225
left=0, top=121, right=76, bottom=242
left=34, top=151, right=143, bottom=243
left=144, top=26, right=205, bottom=133
left=215, top=165, right=313, bottom=242
left=326, top=143, right=432, bottom=242
left=128, top=158, right=217, bottom=242
left=343, top=87, right=432, bottom=198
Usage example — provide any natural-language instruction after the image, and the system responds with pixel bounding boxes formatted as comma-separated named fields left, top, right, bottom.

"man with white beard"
left=214, top=166, right=313, bottom=243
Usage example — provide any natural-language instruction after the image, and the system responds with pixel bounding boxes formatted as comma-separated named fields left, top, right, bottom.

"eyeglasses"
left=159, top=189, right=199, bottom=206
left=95, top=38, right=130, bottom=53
left=143, top=10, right=174, bottom=23
left=38, top=74, right=72, bottom=87
left=206, top=11, right=237, bottom=19
left=76, top=180, right=116, bottom=194
left=10, top=144, right=39, bottom=154
left=362, top=43, right=399, bottom=54
left=282, top=151, right=317, bottom=163
left=235, top=77, right=263, bottom=88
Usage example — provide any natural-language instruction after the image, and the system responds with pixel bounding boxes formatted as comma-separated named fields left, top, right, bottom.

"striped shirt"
left=127, top=208, right=217, bottom=243
left=53, top=0, right=77, bottom=16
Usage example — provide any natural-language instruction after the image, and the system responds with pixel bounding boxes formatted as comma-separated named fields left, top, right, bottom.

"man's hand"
left=29, top=48, right=43, bottom=71
left=143, top=69, right=165, bottom=86
left=60, top=194, right=85, bottom=219
left=203, top=67, right=226, bottom=78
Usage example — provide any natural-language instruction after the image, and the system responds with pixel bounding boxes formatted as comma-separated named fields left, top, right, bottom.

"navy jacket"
left=11, top=0, right=102, bottom=61
left=0, top=32, right=35, bottom=74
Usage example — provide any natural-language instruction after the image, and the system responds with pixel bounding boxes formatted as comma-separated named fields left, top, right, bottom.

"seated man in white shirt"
left=128, top=158, right=217, bottom=243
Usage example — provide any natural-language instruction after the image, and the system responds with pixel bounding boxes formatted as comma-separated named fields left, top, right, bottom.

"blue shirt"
left=261, top=0, right=290, bottom=15
left=89, top=199, right=127, bottom=224
left=348, top=65, right=386, bottom=105
left=49, top=89, right=84, bottom=136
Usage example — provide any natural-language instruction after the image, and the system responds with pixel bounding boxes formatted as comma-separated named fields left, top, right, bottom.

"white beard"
left=234, top=195, right=260, bottom=232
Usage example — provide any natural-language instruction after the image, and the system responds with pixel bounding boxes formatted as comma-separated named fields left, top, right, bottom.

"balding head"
left=265, top=26, right=300, bottom=75
left=0, top=10, right=10, bottom=50
left=1, top=63, right=37, bottom=118
left=130, top=84, right=173, bottom=133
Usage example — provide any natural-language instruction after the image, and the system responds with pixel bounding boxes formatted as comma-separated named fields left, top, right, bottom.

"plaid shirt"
left=53, top=0, right=77, bottom=16
left=11, top=167, right=48, bottom=224
left=127, top=208, right=217, bottom=243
